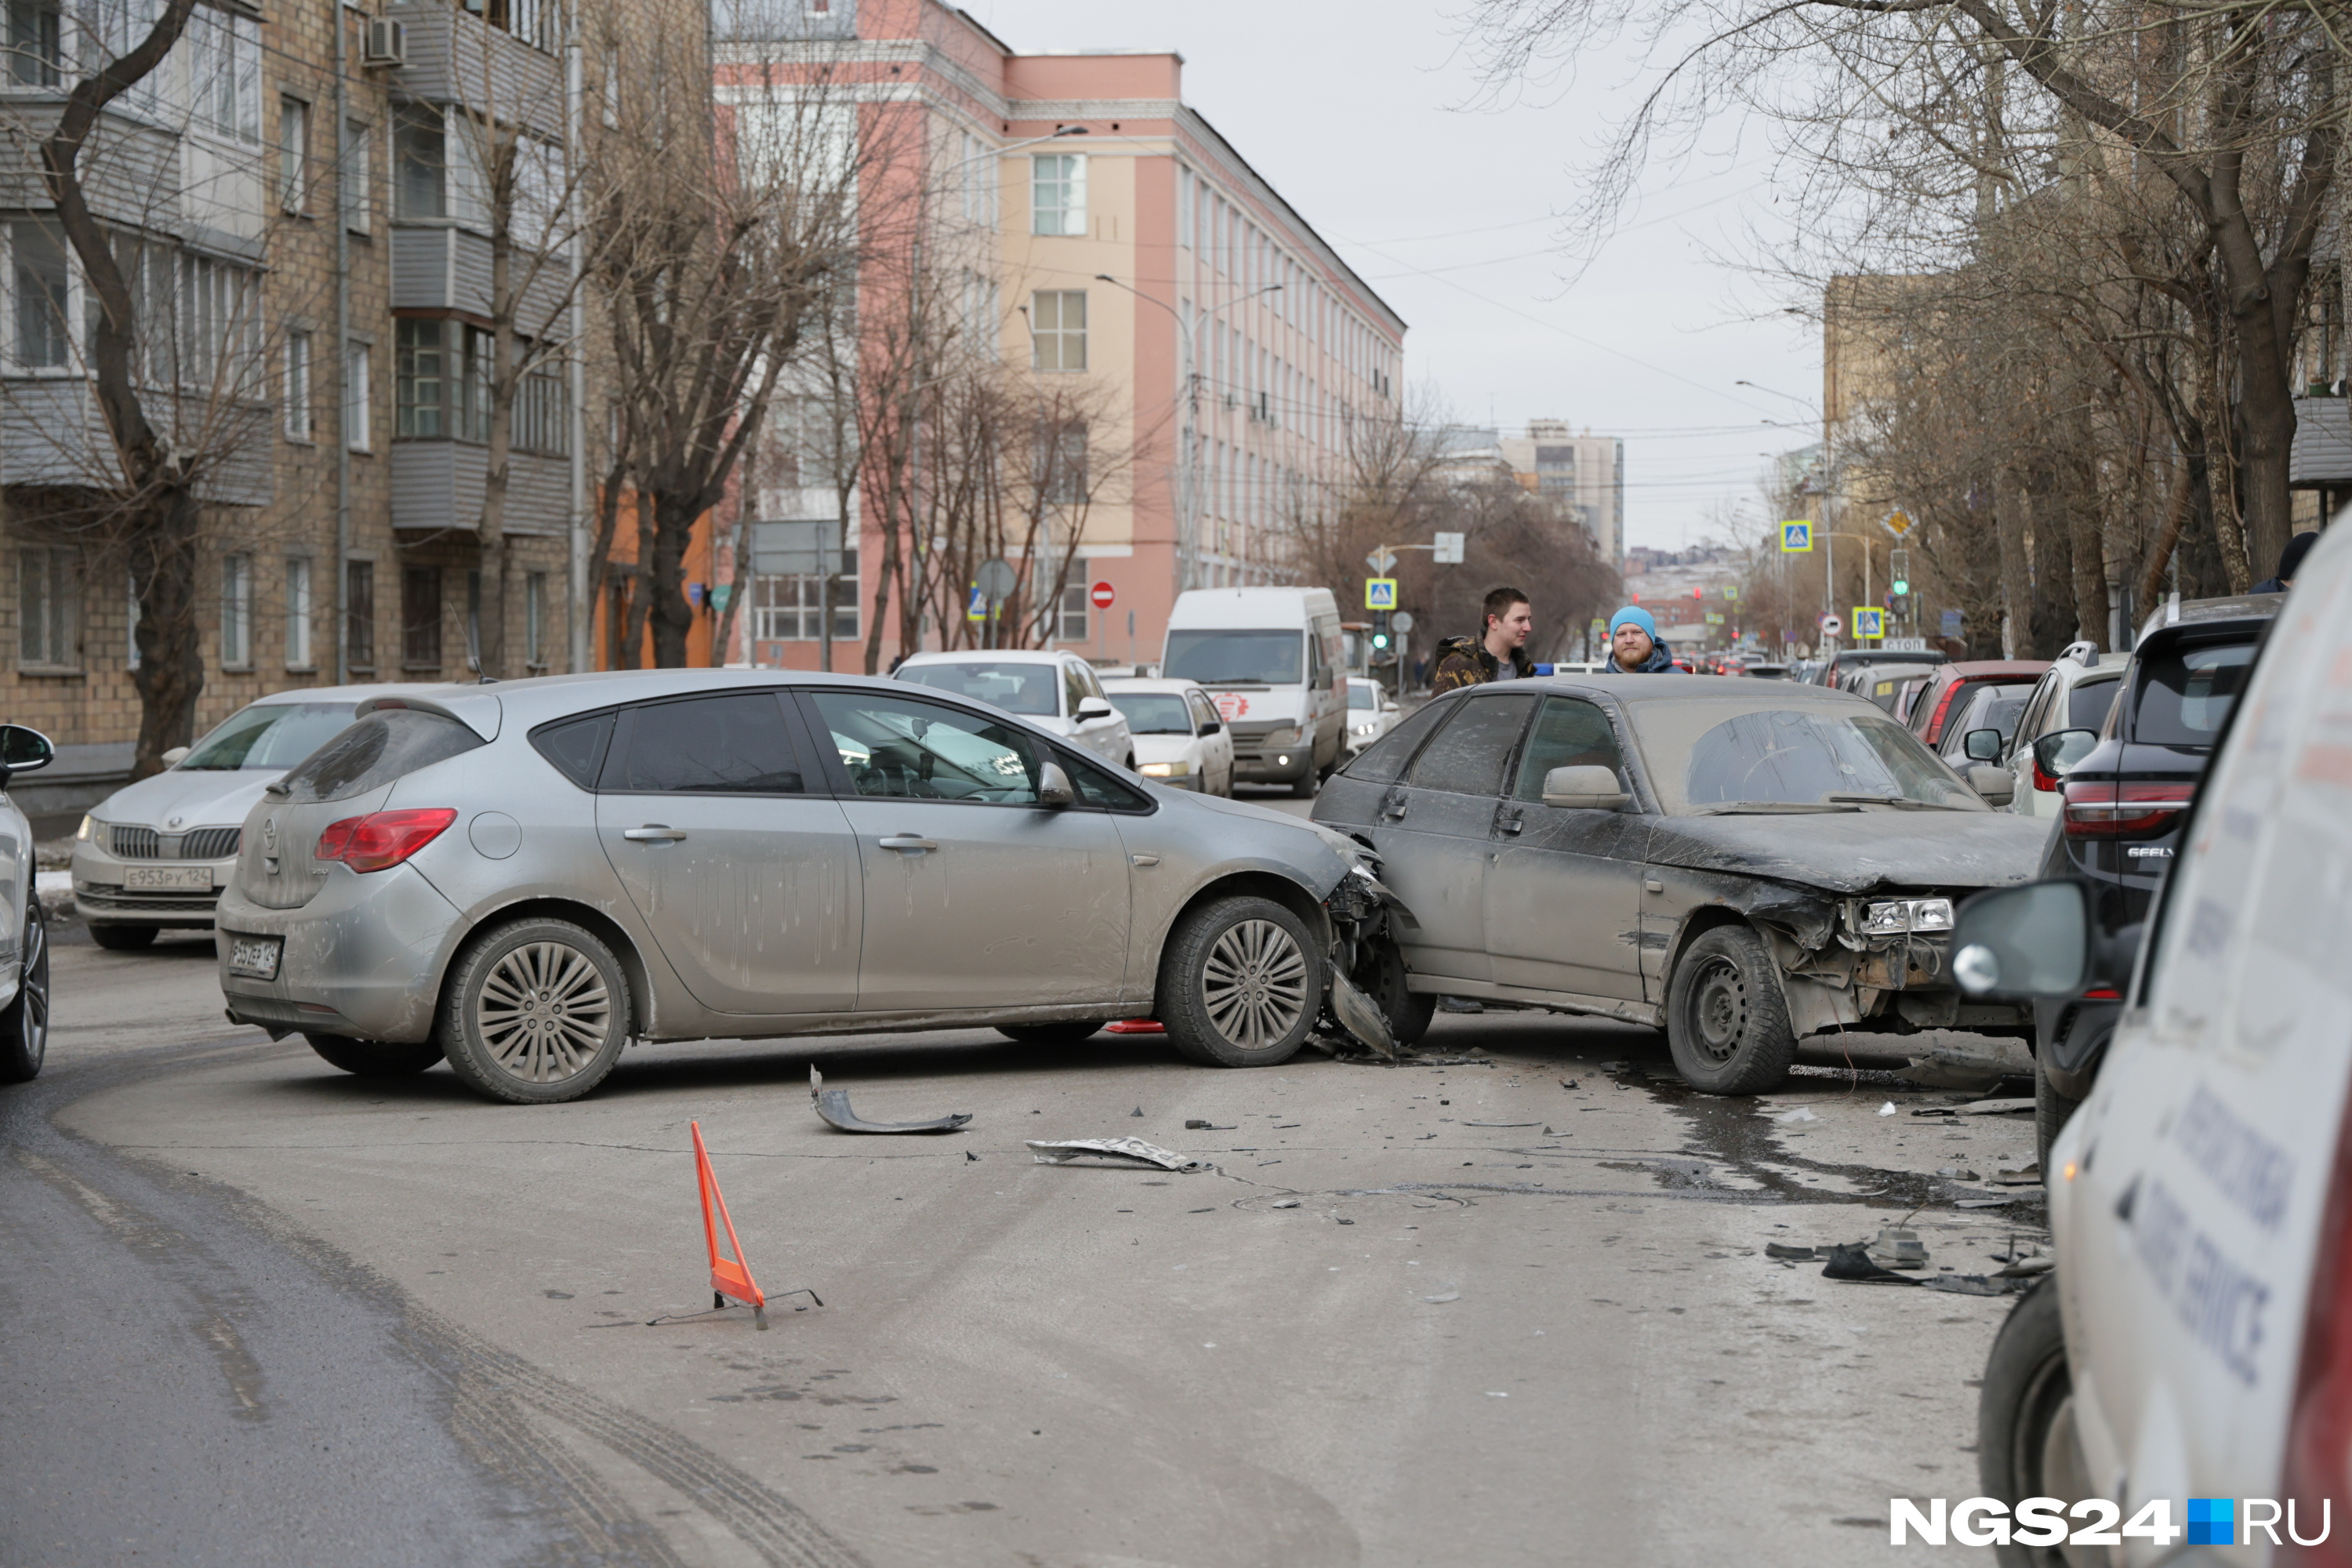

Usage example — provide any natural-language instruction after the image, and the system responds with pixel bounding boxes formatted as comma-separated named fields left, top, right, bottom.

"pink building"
left=721, top=0, right=1406, bottom=670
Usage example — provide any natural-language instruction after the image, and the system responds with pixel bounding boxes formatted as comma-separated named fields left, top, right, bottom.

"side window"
left=2015, top=674, right=2053, bottom=744
left=1187, top=691, right=1218, bottom=732
left=1345, top=696, right=1452, bottom=782
left=1066, top=751, right=1151, bottom=810
left=1062, top=661, right=1088, bottom=717
left=1080, top=663, right=1107, bottom=702
left=1408, top=692, right=1537, bottom=797
left=531, top=710, right=613, bottom=789
left=601, top=692, right=805, bottom=794
left=810, top=691, right=1042, bottom=805
left=1514, top=698, right=1625, bottom=803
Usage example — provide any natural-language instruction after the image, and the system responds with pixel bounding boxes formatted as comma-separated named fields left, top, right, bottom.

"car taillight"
left=2060, top=781, right=2194, bottom=839
left=2280, top=1102, right=2352, bottom=1564
left=314, top=808, right=457, bottom=873
left=1924, top=686, right=1959, bottom=743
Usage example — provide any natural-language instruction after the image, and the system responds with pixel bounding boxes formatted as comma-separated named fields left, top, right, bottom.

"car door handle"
left=1497, top=814, right=1524, bottom=834
left=878, top=834, right=937, bottom=852
left=1381, top=800, right=1407, bottom=819
left=1646, top=878, right=1664, bottom=893
left=622, top=826, right=688, bottom=842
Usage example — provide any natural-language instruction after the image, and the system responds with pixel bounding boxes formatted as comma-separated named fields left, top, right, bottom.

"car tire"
left=90, top=923, right=158, bottom=951
left=2034, top=1051, right=2081, bottom=1175
left=1159, top=895, right=1323, bottom=1068
left=438, top=918, right=631, bottom=1105
left=1356, top=937, right=1434, bottom=1048
left=1978, top=1276, right=2087, bottom=1567
left=0, top=896, right=50, bottom=1083
left=1288, top=771, right=1318, bottom=800
left=1664, top=925, right=1798, bottom=1094
left=305, top=1033, right=444, bottom=1077
left=996, top=1021, right=1107, bottom=1047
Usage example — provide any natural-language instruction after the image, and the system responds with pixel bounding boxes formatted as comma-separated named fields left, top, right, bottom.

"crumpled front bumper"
left=216, top=864, right=465, bottom=1044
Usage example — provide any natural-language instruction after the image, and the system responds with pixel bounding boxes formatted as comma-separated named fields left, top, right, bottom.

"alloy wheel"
left=1200, top=918, right=1309, bottom=1051
left=474, top=940, right=613, bottom=1084
left=19, top=902, right=45, bottom=1071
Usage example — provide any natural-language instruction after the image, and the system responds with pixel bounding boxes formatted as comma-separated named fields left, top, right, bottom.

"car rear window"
left=273, top=709, right=485, bottom=804
left=2131, top=641, right=2256, bottom=746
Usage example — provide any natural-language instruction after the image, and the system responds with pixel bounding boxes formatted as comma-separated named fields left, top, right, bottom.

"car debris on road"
left=809, top=1066, right=973, bottom=1134
left=1025, top=1138, right=1204, bottom=1171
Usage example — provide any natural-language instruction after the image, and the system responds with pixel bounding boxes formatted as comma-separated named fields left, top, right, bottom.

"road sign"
left=1365, top=577, right=1398, bottom=611
left=975, top=557, right=1018, bottom=604
left=1882, top=510, right=1917, bottom=539
left=751, top=518, right=842, bottom=576
left=1941, top=608, right=1964, bottom=637
left=966, top=585, right=986, bottom=622
left=1089, top=580, right=1116, bottom=610
left=1781, top=521, right=1813, bottom=553
left=1366, top=546, right=1399, bottom=575
left=1723, top=585, right=1739, bottom=601
left=1820, top=612, right=1840, bottom=634
left=1432, top=532, right=1465, bottom=564
left=1885, top=637, right=1928, bottom=652
left=1853, top=606, right=1886, bottom=640
left=1391, top=610, right=1414, bottom=633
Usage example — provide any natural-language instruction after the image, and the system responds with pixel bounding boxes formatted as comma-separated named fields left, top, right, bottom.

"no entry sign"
left=1089, top=580, right=1116, bottom=610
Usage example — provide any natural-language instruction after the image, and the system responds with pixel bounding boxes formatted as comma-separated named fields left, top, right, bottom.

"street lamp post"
left=1096, top=273, right=1282, bottom=596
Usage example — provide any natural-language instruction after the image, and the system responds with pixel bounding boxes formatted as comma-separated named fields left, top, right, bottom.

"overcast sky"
left=967, top=0, right=1824, bottom=558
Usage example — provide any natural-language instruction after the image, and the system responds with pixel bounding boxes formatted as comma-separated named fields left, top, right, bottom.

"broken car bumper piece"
left=808, top=1066, right=973, bottom=1134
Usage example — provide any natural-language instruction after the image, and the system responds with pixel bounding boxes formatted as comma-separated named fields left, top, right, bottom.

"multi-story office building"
left=730, top=1, right=1406, bottom=670
left=0, top=0, right=655, bottom=804
left=1497, top=419, right=1623, bottom=568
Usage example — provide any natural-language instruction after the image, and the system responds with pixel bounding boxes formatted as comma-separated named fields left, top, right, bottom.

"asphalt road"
left=1, top=790, right=2028, bottom=1566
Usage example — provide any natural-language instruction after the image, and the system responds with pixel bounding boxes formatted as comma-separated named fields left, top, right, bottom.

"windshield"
left=180, top=702, right=358, bottom=771
left=1109, top=693, right=1192, bottom=735
left=1163, top=630, right=1301, bottom=686
left=1348, top=684, right=1377, bottom=710
left=896, top=661, right=1060, bottom=717
left=1633, top=701, right=1984, bottom=814
left=2132, top=641, right=2256, bottom=746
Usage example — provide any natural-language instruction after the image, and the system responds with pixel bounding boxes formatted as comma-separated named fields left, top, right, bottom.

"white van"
left=1161, top=587, right=1345, bottom=797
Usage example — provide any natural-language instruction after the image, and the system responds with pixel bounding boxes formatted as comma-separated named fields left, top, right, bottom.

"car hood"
left=1173, top=787, right=1369, bottom=876
left=1128, top=733, right=1200, bottom=762
left=91, top=768, right=281, bottom=831
left=1643, top=808, right=2052, bottom=895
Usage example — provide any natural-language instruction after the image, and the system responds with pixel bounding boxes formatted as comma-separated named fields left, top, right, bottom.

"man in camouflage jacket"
left=1431, top=586, right=1535, bottom=692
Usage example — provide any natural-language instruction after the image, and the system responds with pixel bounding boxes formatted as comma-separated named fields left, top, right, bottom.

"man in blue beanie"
left=1608, top=605, right=1675, bottom=673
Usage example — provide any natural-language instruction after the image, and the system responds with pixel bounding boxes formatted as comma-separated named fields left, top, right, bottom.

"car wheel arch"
left=1661, top=905, right=1753, bottom=992
left=1149, top=871, right=1330, bottom=997
left=441, top=897, right=655, bottom=1041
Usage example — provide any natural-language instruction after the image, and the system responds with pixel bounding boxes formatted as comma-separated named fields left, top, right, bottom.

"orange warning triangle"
left=692, top=1121, right=766, bottom=1319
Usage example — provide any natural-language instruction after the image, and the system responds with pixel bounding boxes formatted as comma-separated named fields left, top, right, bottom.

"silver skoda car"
left=214, top=670, right=1414, bottom=1104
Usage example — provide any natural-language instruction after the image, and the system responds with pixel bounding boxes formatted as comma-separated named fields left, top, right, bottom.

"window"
left=394, top=104, right=448, bottom=220
left=178, top=252, right=260, bottom=392
left=1036, top=419, right=1087, bottom=504
left=5, top=0, right=59, bottom=86
left=2131, top=641, right=2256, bottom=746
left=279, top=96, right=310, bottom=212
left=11, top=219, right=67, bottom=368
left=600, top=45, right=619, bottom=127
left=959, top=132, right=996, bottom=225
left=345, top=341, right=371, bottom=450
left=811, top=691, right=1045, bottom=805
left=189, top=8, right=260, bottom=143
left=530, top=710, right=612, bottom=788
left=750, top=547, right=857, bottom=641
left=18, top=546, right=75, bottom=667
left=462, top=0, right=556, bottom=53
left=220, top=553, right=252, bottom=667
left=514, top=354, right=568, bottom=453
left=401, top=564, right=441, bottom=667
left=1056, top=571, right=1089, bottom=642
left=342, top=118, right=372, bottom=234
left=465, top=568, right=481, bottom=670
left=1513, top=698, right=1624, bottom=801
left=601, top=692, right=805, bottom=794
left=285, top=557, right=313, bottom=668
left=397, top=321, right=568, bottom=452
left=1031, top=289, right=1085, bottom=372
left=1409, top=693, right=1537, bottom=797
left=524, top=570, right=546, bottom=666
left=283, top=330, right=313, bottom=439
left=345, top=559, right=375, bottom=670
left=1031, top=152, right=1085, bottom=237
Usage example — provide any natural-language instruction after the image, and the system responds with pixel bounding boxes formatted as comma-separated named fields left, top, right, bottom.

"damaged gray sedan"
left=214, top=671, right=1411, bottom=1104
left=1312, top=677, right=2050, bottom=1093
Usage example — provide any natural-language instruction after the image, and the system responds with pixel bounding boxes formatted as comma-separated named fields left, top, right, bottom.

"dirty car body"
left=1312, top=676, right=2050, bottom=1091
left=216, top=670, right=1411, bottom=1104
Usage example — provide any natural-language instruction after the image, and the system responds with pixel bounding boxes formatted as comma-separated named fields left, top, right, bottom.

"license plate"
left=227, top=935, right=281, bottom=981
left=125, top=866, right=212, bottom=891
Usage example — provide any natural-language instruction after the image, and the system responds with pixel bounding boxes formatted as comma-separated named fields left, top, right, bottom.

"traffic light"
left=1890, top=550, right=1911, bottom=598
left=1370, top=610, right=1390, bottom=652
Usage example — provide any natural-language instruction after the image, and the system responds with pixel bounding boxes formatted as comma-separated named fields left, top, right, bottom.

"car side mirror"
left=0, top=724, right=53, bottom=789
left=1036, top=760, right=1076, bottom=808
left=1967, top=764, right=2015, bottom=807
left=1541, top=764, right=1628, bottom=811
left=2033, top=728, right=2098, bottom=779
left=162, top=745, right=191, bottom=766
left=1962, top=728, right=2002, bottom=762
left=1952, top=880, right=2092, bottom=999
left=1075, top=697, right=1115, bottom=721
left=1200, top=719, right=1222, bottom=735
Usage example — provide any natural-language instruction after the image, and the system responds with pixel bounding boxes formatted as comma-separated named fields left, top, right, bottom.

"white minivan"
left=1161, top=587, right=1345, bottom=797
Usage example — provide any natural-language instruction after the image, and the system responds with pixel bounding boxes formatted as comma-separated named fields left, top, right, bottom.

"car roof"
left=895, top=649, right=1071, bottom=666
left=1103, top=677, right=1207, bottom=694
left=243, top=680, right=449, bottom=706
left=1523, top=673, right=1881, bottom=710
left=1939, top=660, right=2049, bottom=680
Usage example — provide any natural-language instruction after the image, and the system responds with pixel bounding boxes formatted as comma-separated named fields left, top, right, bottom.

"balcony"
left=390, top=223, right=570, bottom=325
left=2290, top=394, right=2352, bottom=489
left=0, top=379, right=270, bottom=506
left=385, top=4, right=564, bottom=139
left=390, top=442, right=568, bottom=535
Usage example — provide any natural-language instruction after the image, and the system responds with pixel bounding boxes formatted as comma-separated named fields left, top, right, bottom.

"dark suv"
left=2027, top=593, right=2281, bottom=1163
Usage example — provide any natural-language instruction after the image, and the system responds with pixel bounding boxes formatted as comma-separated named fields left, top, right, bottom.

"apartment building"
left=1496, top=419, right=1623, bottom=568
left=0, top=0, right=665, bottom=804
left=728, top=0, right=1407, bottom=670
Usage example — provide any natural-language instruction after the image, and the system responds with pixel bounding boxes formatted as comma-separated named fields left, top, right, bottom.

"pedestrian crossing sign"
left=1780, top=521, right=1813, bottom=552
left=966, top=584, right=986, bottom=622
left=1852, top=606, right=1886, bottom=639
left=1365, top=578, right=1398, bottom=610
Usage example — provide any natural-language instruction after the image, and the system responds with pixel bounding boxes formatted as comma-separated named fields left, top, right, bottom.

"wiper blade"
left=1824, top=793, right=1969, bottom=811
left=1693, top=800, right=1861, bottom=815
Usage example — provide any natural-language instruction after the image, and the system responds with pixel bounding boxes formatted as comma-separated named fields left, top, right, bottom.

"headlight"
left=75, top=814, right=96, bottom=842
left=1862, top=898, right=1955, bottom=935
left=1139, top=761, right=1192, bottom=778
left=1352, top=722, right=1377, bottom=735
left=1266, top=726, right=1300, bottom=746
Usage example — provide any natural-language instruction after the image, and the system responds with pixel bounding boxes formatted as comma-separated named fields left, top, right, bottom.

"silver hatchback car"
left=214, top=671, right=1411, bottom=1104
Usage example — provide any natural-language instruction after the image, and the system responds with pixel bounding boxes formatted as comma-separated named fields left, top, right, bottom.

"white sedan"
left=895, top=649, right=1134, bottom=768
left=1344, top=677, right=1401, bottom=757
left=1102, top=678, right=1233, bottom=795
